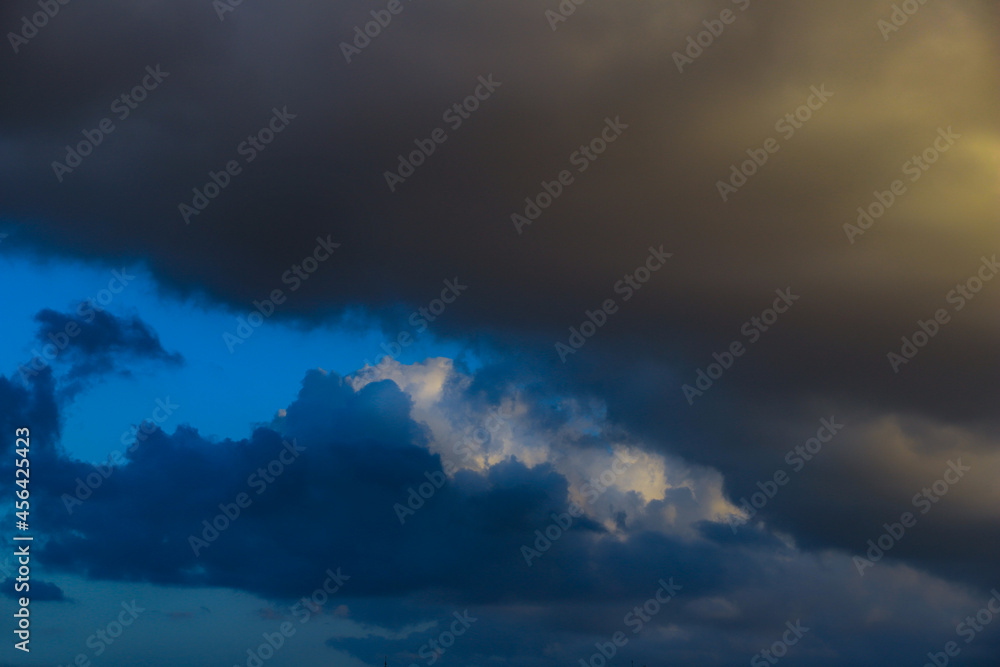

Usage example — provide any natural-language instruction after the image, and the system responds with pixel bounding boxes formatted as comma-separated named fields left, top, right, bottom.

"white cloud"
left=350, top=357, right=740, bottom=534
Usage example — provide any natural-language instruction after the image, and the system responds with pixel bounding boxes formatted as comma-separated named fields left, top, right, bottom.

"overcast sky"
left=1, top=1, right=999, bottom=665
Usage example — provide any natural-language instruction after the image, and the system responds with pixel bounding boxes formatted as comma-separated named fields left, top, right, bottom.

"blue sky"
left=0, top=252, right=471, bottom=463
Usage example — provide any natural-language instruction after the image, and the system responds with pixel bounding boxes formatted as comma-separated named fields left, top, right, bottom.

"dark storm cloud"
left=28, top=368, right=729, bottom=604
left=2, top=579, right=64, bottom=602
left=0, top=365, right=60, bottom=449
left=2, top=0, right=995, bottom=426
left=2, top=0, right=999, bottom=662
left=31, top=306, right=183, bottom=380
left=1, top=0, right=996, bottom=437
left=471, top=349, right=1000, bottom=592
left=1, top=362, right=997, bottom=665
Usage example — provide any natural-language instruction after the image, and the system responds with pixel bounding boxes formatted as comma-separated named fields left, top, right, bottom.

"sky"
left=0, top=0, right=998, bottom=666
